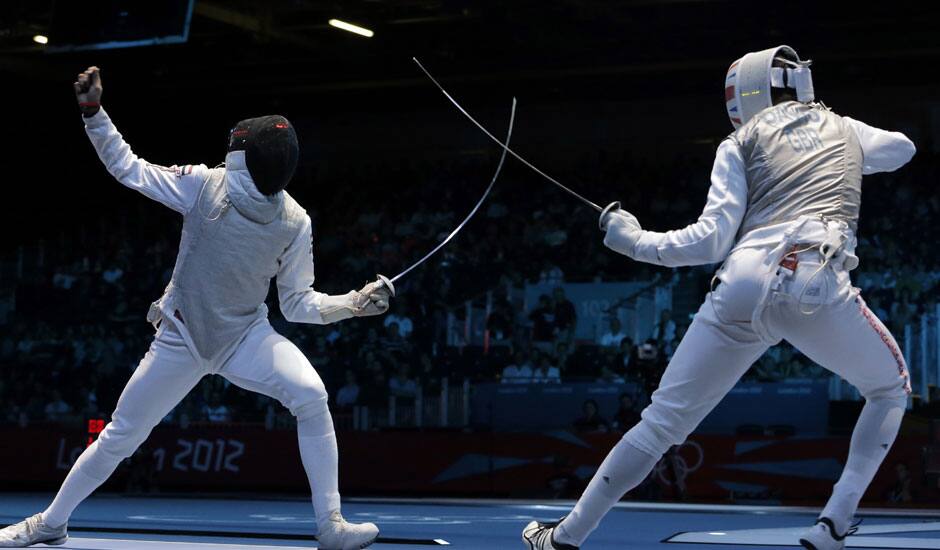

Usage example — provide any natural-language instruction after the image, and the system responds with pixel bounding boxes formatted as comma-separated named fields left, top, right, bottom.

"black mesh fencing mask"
left=228, top=115, right=299, bottom=195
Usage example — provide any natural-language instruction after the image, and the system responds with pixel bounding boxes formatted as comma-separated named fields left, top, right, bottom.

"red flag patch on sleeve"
left=173, top=165, right=194, bottom=178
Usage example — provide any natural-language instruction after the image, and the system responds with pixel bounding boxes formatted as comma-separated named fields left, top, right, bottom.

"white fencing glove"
left=353, top=275, right=394, bottom=314
left=318, top=275, right=395, bottom=324
left=599, top=201, right=643, bottom=258
left=74, top=66, right=103, bottom=117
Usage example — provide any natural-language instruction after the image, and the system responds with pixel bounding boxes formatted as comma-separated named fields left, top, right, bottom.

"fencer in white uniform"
left=0, top=67, right=390, bottom=550
left=523, top=46, right=916, bottom=550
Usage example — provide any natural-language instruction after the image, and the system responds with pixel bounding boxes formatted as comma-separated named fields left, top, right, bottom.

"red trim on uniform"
left=779, top=245, right=801, bottom=272
left=857, top=297, right=912, bottom=394
left=729, top=61, right=739, bottom=69
left=725, top=86, right=736, bottom=101
left=79, top=101, right=100, bottom=108
left=274, top=122, right=289, bottom=129
left=731, top=117, right=742, bottom=125
left=232, top=129, right=249, bottom=137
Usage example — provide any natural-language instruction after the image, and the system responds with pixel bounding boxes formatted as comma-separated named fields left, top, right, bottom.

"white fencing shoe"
left=316, top=511, right=379, bottom=550
left=522, top=519, right=579, bottom=550
left=0, top=514, right=67, bottom=547
left=799, top=517, right=857, bottom=550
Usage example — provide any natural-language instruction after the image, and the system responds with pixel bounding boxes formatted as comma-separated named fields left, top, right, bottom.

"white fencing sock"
left=820, top=395, right=905, bottom=534
left=555, top=438, right=659, bottom=546
left=297, top=409, right=342, bottom=528
left=42, top=440, right=121, bottom=528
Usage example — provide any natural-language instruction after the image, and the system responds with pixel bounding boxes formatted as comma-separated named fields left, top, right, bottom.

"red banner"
left=2, top=425, right=932, bottom=505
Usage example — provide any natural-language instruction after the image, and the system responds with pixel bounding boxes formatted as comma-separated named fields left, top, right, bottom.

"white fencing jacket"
left=611, top=104, right=916, bottom=268
left=84, top=108, right=335, bottom=360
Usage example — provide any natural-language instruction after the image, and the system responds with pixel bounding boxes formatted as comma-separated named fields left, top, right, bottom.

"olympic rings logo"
left=653, top=440, right=704, bottom=486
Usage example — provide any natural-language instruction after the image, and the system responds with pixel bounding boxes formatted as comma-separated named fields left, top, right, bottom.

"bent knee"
left=292, top=392, right=330, bottom=421
left=624, top=418, right=683, bottom=459
left=96, top=420, right=154, bottom=459
left=863, top=380, right=910, bottom=408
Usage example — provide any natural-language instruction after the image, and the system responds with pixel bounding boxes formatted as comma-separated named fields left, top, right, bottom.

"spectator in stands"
left=415, top=352, right=444, bottom=389
left=389, top=364, right=418, bottom=399
left=52, top=263, right=78, bottom=290
left=782, top=358, right=809, bottom=380
left=308, top=336, right=334, bottom=372
left=617, top=336, right=634, bottom=370
left=383, top=297, right=413, bottom=338
left=599, top=318, right=627, bottom=347
left=612, top=393, right=641, bottom=432
left=891, top=291, right=917, bottom=334
left=486, top=298, right=515, bottom=347
left=101, top=260, right=125, bottom=285
left=751, top=354, right=779, bottom=382
left=202, top=392, right=231, bottom=423
left=635, top=340, right=665, bottom=397
left=79, top=386, right=99, bottom=418
left=357, top=327, right=382, bottom=360
left=555, top=341, right=572, bottom=374
left=539, top=262, right=565, bottom=286
left=597, top=363, right=626, bottom=384
left=380, top=322, right=410, bottom=355
left=502, top=350, right=534, bottom=384
left=361, top=367, right=389, bottom=407
left=336, top=371, right=360, bottom=409
left=529, top=294, right=556, bottom=347
left=362, top=351, right=383, bottom=380
left=652, top=309, right=677, bottom=354
left=533, top=355, right=561, bottom=384
left=573, top=399, right=609, bottom=433
left=667, top=323, right=687, bottom=360
left=44, top=390, right=72, bottom=422
left=553, top=287, right=577, bottom=342
left=868, top=295, right=889, bottom=323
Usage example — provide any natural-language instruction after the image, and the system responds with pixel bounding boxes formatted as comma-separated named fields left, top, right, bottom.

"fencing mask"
left=227, top=115, right=299, bottom=195
left=725, top=45, right=815, bottom=130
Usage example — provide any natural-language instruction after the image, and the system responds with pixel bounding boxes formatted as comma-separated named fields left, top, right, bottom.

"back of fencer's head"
left=725, top=45, right=814, bottom=130
left=771, top=52, right=799, bottom=106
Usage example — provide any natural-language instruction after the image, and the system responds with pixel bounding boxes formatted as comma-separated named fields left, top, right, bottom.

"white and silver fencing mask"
left=725, top=45, right=815, bottom=130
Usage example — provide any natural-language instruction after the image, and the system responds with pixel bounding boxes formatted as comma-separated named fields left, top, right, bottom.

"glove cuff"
left=318, top=292, right=357, bottom=324
left=631, top=230, right=664, bottom=264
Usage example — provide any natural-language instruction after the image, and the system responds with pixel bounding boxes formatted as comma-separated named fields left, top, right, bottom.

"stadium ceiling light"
left=328, top=19, right=374, bottom=38
left=33, top=34, right=49, bottom=45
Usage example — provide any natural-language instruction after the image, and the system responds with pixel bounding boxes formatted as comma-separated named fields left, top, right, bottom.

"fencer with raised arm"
left=0, top=67, right=389, bottom=550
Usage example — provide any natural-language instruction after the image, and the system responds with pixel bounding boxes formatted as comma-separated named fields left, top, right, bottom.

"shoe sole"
left=33, top=536, right=68, bottom=546
left=317, top=535, right=377, bottom=550
left=799, top=538, right=818, bottom=550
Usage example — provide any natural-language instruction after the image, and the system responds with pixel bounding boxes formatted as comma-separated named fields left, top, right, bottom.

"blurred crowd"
left=0, top=139, right=937, bottom=429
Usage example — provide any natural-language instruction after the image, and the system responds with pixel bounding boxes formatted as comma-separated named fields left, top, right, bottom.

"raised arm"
left=843, top=117, right=916, bottom=175
left=74, top=66, right=204, bottom=214
left=600, top=139, right=748, bottom=267
left=276, top=215, right=392, bottom=324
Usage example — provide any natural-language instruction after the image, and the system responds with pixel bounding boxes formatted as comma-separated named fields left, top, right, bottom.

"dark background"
left=4, top=0, right=939, bottom=246
left=2, top=0, right=939, bottom=503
